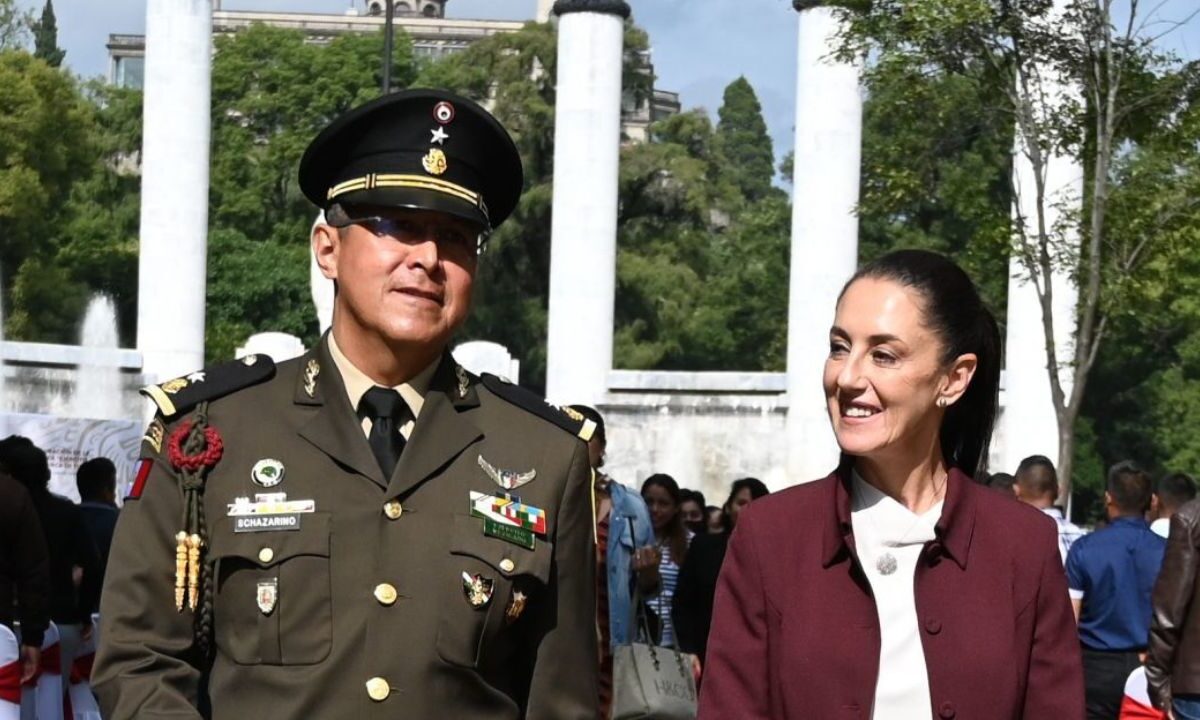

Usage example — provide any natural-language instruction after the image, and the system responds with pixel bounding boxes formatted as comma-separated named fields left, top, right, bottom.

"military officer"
left=93, top=89, right=599, bottom=719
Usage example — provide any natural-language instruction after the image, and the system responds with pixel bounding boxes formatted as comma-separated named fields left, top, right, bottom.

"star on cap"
left=430, top=126, right=449, bottom=145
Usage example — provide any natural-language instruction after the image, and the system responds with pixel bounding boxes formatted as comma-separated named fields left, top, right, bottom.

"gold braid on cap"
left=327, top=173, right=485, bottom=211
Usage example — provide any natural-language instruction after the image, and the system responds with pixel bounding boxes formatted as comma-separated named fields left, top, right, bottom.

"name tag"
left=234, top=514, right=302, bottom=533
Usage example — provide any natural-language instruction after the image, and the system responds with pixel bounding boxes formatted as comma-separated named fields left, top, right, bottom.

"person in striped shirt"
left=641, top=474, right=693, bottom=649
left=1014, top=454, right=1085, bottom=564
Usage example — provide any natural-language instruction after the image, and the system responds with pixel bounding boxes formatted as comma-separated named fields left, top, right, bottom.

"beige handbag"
left=611, top=518, right=698, bottom=720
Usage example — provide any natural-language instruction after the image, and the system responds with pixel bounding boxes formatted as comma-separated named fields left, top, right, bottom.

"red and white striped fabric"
left=0, top=625, right=19, bottom=720
left=1120, top=666, right=1167, bottom=720
left=19, top=621, right=62, bottom=720
left=66, top=615, right=99, bottom=720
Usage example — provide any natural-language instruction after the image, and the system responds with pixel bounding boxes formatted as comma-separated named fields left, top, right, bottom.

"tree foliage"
left=0, top=50, right=95, bottom=340
left=715, top=76, right=777, bottom=203
left=31, top=0, right=62, bottom=68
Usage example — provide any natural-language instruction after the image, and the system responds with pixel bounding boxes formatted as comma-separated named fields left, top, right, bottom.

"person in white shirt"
left=1149, top=472, right=1196, bottom=538
left=1014, top=454, right=1085, bottom=563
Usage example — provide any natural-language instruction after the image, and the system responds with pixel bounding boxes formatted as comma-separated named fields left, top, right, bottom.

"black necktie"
left=359, top=387, right=408, bottom=479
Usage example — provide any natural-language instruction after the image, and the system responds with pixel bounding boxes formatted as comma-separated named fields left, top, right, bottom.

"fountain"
left=70, top=295, right=124, bottom=421
left=0, top=293, right=144, bottom=500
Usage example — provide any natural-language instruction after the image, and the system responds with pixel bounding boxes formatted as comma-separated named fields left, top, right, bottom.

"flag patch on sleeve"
left=128, top=458, right=153, bottom=500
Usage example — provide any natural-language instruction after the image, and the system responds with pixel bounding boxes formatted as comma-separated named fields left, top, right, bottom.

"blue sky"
left=42, top=0, right=1200, bottom=167
left=51, top=0, right=802, bottom=162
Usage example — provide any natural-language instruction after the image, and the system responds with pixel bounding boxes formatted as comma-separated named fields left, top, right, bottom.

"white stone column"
left=544, top=0, right=628, bottom=405
left=784, top=1, right=864, bottom=486
left=136, top=0, right=212, bottom=383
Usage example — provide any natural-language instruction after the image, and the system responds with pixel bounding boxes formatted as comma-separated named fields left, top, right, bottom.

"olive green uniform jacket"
left=93, top=337, right=598, bottom=719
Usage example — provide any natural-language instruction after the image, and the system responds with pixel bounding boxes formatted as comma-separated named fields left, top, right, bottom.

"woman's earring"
left=936, top=397, right=948, bottom=408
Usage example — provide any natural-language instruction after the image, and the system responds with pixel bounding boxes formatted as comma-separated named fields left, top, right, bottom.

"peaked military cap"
left=299, top=88, right=524, bottom=232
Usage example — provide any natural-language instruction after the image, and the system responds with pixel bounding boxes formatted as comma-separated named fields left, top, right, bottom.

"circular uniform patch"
left=433, top=100, right=456, bottom=124
left=251, top=458, right=286, bottom=488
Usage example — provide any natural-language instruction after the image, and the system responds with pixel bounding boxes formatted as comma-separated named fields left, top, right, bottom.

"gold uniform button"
left=258, top=547, right=274, bottom=563
left=374, top=583, right=398, bottom=606
left=365, top=677, right=390, bottom=701
left=383, top=500, right=403, bottom=520
left=499, top=558, right=515, bottom=574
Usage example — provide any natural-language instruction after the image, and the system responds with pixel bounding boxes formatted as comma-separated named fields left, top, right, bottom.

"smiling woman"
left=698, top=250, right=1086, bottom=720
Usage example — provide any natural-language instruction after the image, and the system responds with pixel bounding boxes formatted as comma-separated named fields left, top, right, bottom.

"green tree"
left=615, top=98, right=789, bottom=372
left=50, top=81, right=144, bottom=344
left=31, top=0, right=63, bottom=67
left=714, top=76, right=776, bottom=203
left=0, top=50, right=95, bottom=339
left=856, top=55, right=1013, bottom=313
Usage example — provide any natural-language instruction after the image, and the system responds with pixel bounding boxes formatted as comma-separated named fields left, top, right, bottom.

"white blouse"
left=850, top=473, right=944, bottom=720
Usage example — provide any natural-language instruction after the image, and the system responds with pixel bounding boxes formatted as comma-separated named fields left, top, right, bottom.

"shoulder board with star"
left=479, top=374, right=596, bottom=442
left=140, top=354, right=276, bottom=419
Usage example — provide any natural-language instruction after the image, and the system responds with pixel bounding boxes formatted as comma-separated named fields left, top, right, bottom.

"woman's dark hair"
left=567, top=404, right=606, bottom=446
left=839, top=249, right=1002, bottom=477
left=641, top=473, right=688, bottom=566
left=722, top=477, right=770, bottom=532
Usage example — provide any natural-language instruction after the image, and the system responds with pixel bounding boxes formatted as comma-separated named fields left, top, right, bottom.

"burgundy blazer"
left=697, top=467, right=1084, bottom=720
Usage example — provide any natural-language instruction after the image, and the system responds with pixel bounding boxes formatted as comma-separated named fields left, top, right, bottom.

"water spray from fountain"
left=70, top=295, right=123, bottom=420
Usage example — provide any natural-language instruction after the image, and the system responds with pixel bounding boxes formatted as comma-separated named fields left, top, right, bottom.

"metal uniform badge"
left=251, top=458, right=285, bottom=488
left=161, top=377, right=189, bottom=394
left=186, top=372, right=206, bottom=383
left=462, top=572, right=493, bottom=608
left=433, top=100, right=456, bottom=124
left=303, top=359, right=320, bottom=398
left=143, top=418, right=165, bottom=454
left=478, top=455, right=536, bottom=491
left=430, top=126, right=449, bottom=145
left=456, top=365, right=470, bottom=399
left=505, top=590, right=527, bottom=624
left=257, top=578, right=278, bottom=615
left=422, top=148, right=448, bottom=176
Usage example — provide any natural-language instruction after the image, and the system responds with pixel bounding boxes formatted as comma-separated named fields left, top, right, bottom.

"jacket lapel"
left=386, top=354, right=483, bottom=498
left=295, top=336, right=388, bottom=489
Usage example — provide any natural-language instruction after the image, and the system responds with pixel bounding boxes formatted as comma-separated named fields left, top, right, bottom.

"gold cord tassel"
left=187, top=533, right=203, bottom=611
left=174, top=531, right=188, bottom=611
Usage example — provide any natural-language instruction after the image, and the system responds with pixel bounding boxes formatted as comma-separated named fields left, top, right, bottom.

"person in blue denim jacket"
left=568, top=405, right=659, bottom=718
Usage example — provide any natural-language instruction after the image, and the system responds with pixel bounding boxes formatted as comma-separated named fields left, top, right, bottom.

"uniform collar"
left=327, top=330, right=438, bottom=419
left=293, top=334, right=481, bottom=491
left=823, top=461, right=977, bottom=571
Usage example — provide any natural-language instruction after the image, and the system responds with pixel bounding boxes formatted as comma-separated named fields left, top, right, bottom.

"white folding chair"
left=19, top=621, right=61, bottom=720
left=67, top=615, right=100, bottom=720
left=0, top=625, right=20, bottom=720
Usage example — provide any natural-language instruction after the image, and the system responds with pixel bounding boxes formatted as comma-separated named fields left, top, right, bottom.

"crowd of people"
left=0, top=438, right=118, bottom=702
